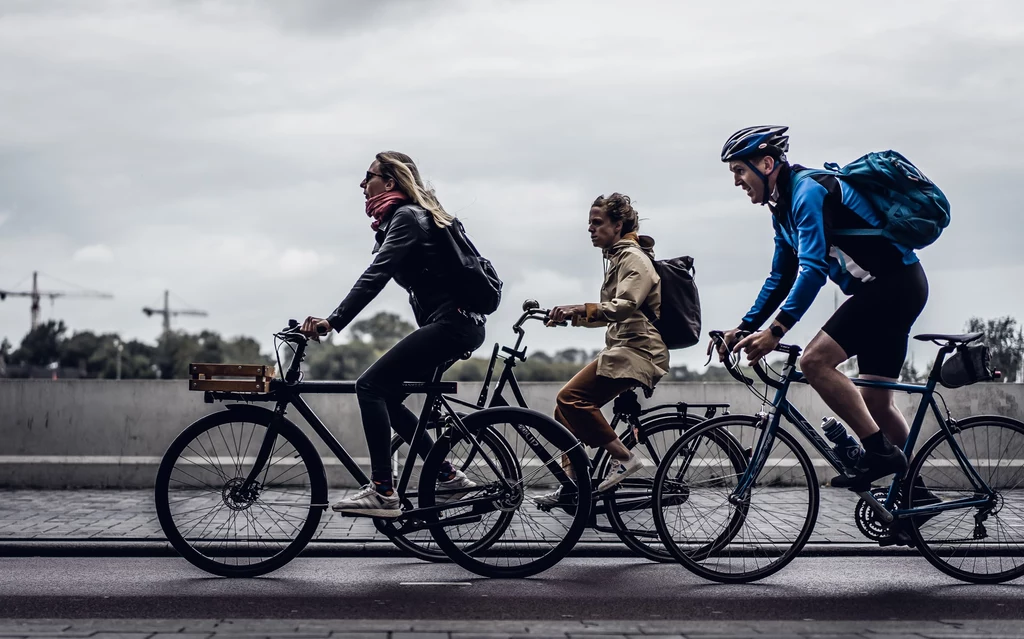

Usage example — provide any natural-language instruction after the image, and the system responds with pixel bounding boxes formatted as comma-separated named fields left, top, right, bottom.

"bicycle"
left=652, top=329, right=1024, bottom=584
left=154, top=320, right=593, bottom=579
left=383, top=300, right=729, bottom=563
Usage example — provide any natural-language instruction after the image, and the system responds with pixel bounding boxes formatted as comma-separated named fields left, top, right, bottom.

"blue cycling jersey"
left=739, top=163, right=919, bottom=332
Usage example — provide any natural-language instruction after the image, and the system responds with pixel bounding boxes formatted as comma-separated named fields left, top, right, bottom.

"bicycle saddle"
left=913, top=332, right=983, bottom=344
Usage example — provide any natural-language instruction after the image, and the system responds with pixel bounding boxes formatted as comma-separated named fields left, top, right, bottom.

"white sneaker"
left=436, top=469, right=477, bottom=504
left=598, top=454, right=645, bottom=492
left=533, top=486, right=563, bottom=507
left=331, top=483, right=401, bottom=518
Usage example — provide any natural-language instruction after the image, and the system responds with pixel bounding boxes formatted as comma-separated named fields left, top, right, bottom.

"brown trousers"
left=554, top=360, right=635, bottom=447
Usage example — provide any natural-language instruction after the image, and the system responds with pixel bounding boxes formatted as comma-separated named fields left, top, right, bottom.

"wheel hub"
left=494, top=484, right=524, bottom=512
left=222, top=477, right=259, bottom=511
left=660, top=480, right=691, bottom=507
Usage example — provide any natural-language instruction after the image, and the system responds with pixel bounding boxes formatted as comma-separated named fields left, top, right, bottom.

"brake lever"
left=708, top=330, right=756, bottom=386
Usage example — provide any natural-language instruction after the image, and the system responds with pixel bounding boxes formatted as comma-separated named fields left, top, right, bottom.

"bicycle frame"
left=203, top=344, right=525, bottom=530
left=731, top=342, right=995, bottom=522
left=452, top=308, right=730, bottom=527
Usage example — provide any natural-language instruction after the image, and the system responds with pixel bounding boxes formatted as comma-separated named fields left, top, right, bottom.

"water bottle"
left=821, top=417, right=863, bottom=470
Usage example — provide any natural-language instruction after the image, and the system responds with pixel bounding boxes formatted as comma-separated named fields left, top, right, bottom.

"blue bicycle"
left=652, top=330, right=1024, bottom=584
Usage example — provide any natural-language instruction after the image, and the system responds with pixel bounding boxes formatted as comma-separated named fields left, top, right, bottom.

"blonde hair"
left=376, top=151, right=453, bottom=228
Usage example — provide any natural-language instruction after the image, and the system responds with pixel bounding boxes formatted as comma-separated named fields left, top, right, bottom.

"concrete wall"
left=1, top=379, right=1022, bottom=487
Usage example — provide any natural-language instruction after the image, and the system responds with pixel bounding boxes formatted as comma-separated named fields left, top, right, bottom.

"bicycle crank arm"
left=856, top=490, right=894, bottom=523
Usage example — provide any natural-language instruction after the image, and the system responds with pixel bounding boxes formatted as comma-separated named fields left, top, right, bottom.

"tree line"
left=1, top=312, right=1021, bottom=383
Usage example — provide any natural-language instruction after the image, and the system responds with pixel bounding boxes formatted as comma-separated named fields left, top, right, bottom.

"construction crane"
left=143, top=290, right=208, bottom=333
left=0, top=271, right=113, bottom=331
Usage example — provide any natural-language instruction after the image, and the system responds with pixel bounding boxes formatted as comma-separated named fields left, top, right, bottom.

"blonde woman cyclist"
left=300, top=151, right=484, bottom=518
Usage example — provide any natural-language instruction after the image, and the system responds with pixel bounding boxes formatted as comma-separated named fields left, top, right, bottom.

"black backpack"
left=444, top=218, right=503, bottom=315
left=639, top=251, right=702, bottom=350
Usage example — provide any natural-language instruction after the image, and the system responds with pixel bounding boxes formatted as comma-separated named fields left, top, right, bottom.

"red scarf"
left=365, top=191, right=409, bottom=231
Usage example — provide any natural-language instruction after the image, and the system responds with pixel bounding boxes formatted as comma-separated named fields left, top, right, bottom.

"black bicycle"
left=154, top=320, right=592, bottom=579
left=653, top=330, right=1024, bottom=584
left=388, top=299, right=729, bottom=563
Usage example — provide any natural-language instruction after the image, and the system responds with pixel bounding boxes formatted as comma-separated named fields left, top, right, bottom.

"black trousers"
left=355, top=314, right=486, bottom=482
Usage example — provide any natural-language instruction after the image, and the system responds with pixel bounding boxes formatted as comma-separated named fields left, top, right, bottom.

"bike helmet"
left=721, top=125, right=789, bottom=162
left=721, top=125, right=790, bottom=205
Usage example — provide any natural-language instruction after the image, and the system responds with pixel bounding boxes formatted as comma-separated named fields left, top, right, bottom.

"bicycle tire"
left=599, top=413, right=704, bottom=563
left=155, top=405, right=327, bottom=578
left=905, top=414, right=1024, bottom=584
left=653, top=414, right=819, bottom=583
left=421, top=406, right=592, bottom=578
left=377, top=426, right=518, bottom=563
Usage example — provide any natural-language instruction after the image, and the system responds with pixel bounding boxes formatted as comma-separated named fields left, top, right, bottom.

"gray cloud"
left=1, top=0, right=1022, bottom=372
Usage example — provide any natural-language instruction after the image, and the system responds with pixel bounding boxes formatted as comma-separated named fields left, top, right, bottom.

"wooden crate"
left=188, top=363, right=276, bottom=393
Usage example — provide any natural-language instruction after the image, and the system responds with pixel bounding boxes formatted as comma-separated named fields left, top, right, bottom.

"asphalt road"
left=1, top=556, right=1022, bottom=621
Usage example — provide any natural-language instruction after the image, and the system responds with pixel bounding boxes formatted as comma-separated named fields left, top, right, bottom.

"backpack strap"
left=622, top=245, right=661, bottom=325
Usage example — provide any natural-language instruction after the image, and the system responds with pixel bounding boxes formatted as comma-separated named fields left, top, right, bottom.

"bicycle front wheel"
left=421, top=407, right=592, bottom=578
left=601, top=413, right=703, bottom=562
left=652, top=415, right=819, bottom=583
left=906, top=415, right=1024, bottom=584
left=154, top=406, right=327, bottom=577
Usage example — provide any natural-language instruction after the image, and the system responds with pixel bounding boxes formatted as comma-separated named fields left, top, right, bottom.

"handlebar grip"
left=316, top=323, right=329, bottom=336
left=543, top=313, right=568, bottom=327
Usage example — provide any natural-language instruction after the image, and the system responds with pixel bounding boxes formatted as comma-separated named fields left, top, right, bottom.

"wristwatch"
left=770, top=324, right=786, bottom=339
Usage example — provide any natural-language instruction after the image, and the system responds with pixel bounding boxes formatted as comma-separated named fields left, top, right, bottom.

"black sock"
left=372, top=478, right=394, bottom=497
left=862, top=431, right=893, bottom=455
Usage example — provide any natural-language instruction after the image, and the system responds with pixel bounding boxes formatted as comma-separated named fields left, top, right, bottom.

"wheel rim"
left=604, top=418, right=696, bottom=559
left=160, top=418, right=317, bottom=570
left=909, top=418, right=1024, bottom=581
left=656, top=418, right=817, bottom=580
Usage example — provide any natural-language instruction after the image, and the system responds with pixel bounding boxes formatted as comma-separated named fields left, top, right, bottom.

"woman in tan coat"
left=543, top=193, right=669, bottom=498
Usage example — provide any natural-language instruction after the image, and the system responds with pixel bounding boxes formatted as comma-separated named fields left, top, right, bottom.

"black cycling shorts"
left=821, top=261, right=928, bottom=379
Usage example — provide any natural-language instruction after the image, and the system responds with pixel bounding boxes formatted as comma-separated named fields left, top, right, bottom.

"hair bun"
left=592, top=192, right=640, bottom=234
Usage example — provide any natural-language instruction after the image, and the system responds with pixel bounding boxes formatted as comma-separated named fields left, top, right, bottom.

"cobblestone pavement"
left=0, top=489, right=867, bottom=544
left=0, top=619, right=1022, bottom=638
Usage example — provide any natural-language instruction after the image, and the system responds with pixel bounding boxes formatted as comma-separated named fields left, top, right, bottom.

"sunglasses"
left=365, top=171, right=388, bottom=182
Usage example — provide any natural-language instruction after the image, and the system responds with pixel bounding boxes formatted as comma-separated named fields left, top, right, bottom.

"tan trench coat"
left=573, top=233, right=670, bottom=390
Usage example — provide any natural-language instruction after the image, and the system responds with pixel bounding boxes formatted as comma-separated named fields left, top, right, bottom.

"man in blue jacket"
left=715, top=125, right=929, bottom=489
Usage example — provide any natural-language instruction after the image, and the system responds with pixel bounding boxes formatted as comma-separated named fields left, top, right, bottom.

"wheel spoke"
left=156, top=417, right=321, bottom=576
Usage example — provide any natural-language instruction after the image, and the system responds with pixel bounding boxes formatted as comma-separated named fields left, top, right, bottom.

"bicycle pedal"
left=877, top=530, right=915, bottom=548
left=335, top=510, right=403, bottom=520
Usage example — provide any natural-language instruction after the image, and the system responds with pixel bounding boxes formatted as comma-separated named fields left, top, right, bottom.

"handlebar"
left=275, top=320, right=307, bottom=342
left=513, top=300, right=567, bottom=336
left=275, top=319, right=330, bottom=345
left=707, top=330, right=799, bottom=390
left=707, top=330, right=757, bottom=386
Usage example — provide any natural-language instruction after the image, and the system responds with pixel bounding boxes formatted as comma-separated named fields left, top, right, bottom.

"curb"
left=0, top=539, right=917, bottom=558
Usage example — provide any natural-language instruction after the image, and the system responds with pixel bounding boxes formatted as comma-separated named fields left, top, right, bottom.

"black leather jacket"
left=327, top=205, right=480, bottom=331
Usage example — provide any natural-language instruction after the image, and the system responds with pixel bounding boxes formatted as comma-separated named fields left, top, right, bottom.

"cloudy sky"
left=1, top=0, right=1022, bottom=371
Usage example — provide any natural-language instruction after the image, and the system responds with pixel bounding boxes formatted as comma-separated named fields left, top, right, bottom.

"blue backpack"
left=814, top=150, right=951, bottom=249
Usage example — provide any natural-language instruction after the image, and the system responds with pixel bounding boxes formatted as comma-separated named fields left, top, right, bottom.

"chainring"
left=854, top=487, right=894, bottom=542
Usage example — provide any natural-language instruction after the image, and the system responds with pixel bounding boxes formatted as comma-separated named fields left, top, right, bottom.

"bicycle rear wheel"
left=421, top=407, right=592, bottom=578
left=155, top=406, right=327, bottom=577
left=652, top=415, right=818, bottom=583
left=600, top=413, right=703, bottom=562
left=906, top=415, right=1024, bottom=584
